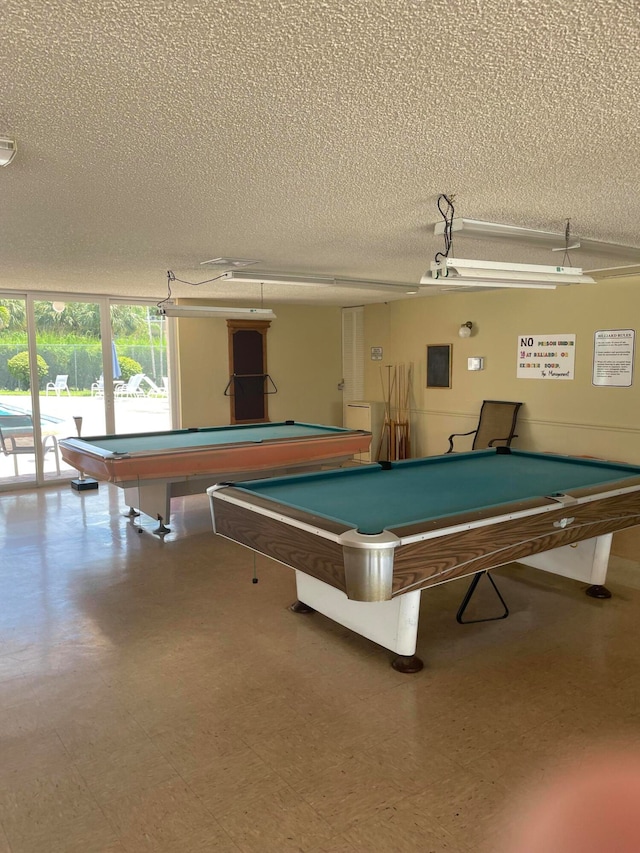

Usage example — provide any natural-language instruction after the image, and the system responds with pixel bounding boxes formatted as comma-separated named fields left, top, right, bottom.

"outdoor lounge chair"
left=446, top=400, right=522, bottom=453
left=114, top=373, right=147, bottom=397
left=142, top=376, right=168, bottom=397
left=45, top=375, right=70, bottom=397
left=0, top=414, right=60, bottom=475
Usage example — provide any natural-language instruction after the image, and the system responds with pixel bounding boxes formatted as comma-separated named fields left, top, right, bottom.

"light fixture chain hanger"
left=435, top=194, right=456, bottom=267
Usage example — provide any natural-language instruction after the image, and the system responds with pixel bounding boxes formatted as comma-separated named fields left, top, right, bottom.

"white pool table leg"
left=123, top=482, right=171, bottom=533
left=293, top=571, right=423, bottom=672
left=518, top=533, right=613, bottom=599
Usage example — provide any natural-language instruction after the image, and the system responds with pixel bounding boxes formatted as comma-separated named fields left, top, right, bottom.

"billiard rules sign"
left=517, top=334, right=576, bottom=380
left=592, top=329, right=635, bottom=387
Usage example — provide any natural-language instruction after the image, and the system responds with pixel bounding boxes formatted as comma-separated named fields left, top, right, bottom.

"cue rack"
left=377, top=363, right=413, bottom=461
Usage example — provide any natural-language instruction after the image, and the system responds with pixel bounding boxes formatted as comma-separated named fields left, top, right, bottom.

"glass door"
left=0, top=296, right=37, bottom=487
left=111, top=303, right=170, bottom=434
left=0, top=294, right=172, bottom=490
left=34, top=298, right=108, bottom=482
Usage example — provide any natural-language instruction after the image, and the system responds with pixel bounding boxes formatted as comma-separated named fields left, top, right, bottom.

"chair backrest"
left=473, top=400, right=522, bottom=449
left=127, top=373, right=145, bottom=390
left=142, top=375, right=160, bottom=393
left=0, top=414, right=35, bottom=453
left=54, top=375, right=68, bottom=388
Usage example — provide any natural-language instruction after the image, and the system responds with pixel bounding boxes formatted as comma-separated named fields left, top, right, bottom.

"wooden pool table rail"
left=210, top=482, right=640, bottom=602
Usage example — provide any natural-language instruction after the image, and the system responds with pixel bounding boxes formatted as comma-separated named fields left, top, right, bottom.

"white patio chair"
left=91, top=376, right=104, bottom=397
left=142, top=376, right=168, bottom=397
left=114, top=373, right=147, bottom=397
left=45, top=375, right=70, bottom=397
left=0, top=414, right=60, bottom=476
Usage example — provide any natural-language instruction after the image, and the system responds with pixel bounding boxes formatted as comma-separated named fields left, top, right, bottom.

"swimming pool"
left=0, top=403, right=64, bottom=425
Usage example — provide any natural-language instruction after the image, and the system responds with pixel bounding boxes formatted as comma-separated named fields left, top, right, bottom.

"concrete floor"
left=0, top=482, right=639, bottom=852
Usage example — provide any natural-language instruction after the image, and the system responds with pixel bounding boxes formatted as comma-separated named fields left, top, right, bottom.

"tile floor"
left=0, top=483, right=639, bottom=852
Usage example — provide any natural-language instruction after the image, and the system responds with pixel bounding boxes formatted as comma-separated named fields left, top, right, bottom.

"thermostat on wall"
left=467, top=357, right=484, bottom=371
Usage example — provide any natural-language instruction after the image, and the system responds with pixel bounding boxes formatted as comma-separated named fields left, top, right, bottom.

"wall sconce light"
left=0, top=137, right=17, bottom=167
left=459, top=321, right=473, bottom=338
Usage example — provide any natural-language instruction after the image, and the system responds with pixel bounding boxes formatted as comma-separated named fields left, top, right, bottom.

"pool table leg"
left=585, top=584, right=612, bottom=599
left=123, top=484, right=172, bottom=532
left=391, top=654, right=424, bottom=673
left=292, top=572, right=424, bottom=672
left=153, top=516, right=171, bottom=536
left=519, top=534, right=613, bottom=600
left=290, top=600, right=315, bottom=614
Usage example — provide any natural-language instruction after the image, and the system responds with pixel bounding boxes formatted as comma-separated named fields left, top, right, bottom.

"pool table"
left=208, top=448, right=640, bottom=672
left=59, top=421, right=370, bottom=533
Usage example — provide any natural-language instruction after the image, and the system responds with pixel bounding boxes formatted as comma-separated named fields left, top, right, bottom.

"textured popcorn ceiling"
left=1, top=0, right=639, bottom=305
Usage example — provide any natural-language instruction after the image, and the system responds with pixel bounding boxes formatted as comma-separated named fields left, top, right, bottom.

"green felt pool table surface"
left=76, top=422, right=350, bottom=454
left=233, top=450, right=640, bottom=535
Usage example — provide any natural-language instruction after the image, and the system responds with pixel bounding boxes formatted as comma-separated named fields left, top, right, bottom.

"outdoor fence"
left=0, top=344, right=167, bottom=391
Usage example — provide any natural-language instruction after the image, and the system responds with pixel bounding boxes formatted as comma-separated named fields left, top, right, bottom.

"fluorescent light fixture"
left=223, top=270, right=423, bottom=293
left=160, top=304, right=276, bottom=320
left=422, top=257, right=595, bottom=289
left=200, top=257, right=260, bottom=267
left=334, top=278, right=421, bottom=294
left=222, top=271, right=335, bottom=288
left=434, top=218, right=640, bottom=260
left=586, top=264, right=640, bottom=280
left=0, top=137, right=17, bottom=167
left=429, top=278, right=558, bottom=291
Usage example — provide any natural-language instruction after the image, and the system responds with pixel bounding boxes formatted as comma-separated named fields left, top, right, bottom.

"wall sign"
left=370, top=346, right=383, bottom=361
left=517, top=334, right=575, bottom=380
left=592, top=329, right=635, bottom=387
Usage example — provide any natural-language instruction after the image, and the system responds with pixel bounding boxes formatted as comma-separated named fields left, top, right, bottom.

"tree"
left=0, top=300, right=159, bottom=340
left=0, top=299, right=26, bottom=333
left=7, top=352, right=49, bottom=389
left=117, top=355, right=143, bottom=381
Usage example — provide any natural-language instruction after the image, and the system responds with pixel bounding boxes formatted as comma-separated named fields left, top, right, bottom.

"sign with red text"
left=517, top=334, right=576, bottom=380
left=592, top=329, right=635, bottom=387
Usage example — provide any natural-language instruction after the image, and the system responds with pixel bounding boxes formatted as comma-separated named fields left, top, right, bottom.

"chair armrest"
left=487, top=433, right=518, bottom=447
left=447, top=429, right=478, bottom=453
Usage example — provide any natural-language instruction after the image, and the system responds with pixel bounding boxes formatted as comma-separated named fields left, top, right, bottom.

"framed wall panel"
left=426, top=344, right=452, bottom=388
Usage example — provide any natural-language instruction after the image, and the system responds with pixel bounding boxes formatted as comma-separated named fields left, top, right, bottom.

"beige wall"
left=364, top=277, right=640, bottom=462
left=363, top=276, right=640, bottom=559
left=175, top=302, right=343, bottom=428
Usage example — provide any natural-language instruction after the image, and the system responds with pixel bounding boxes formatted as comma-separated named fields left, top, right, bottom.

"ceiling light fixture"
left=222, top=271, right=335, bottom=288
left=586, top=264, right=640, bottom=280
left=434, top=218, right=640, bottom=260
left=422, top=257, right=595, bottom=289
left=0, top=137, right=17, bottom=167
left=200, top=257, right=260, bottom=267
left=222, top=270, right=423, bottom=293
left=160, top=304, right=276, bottom=320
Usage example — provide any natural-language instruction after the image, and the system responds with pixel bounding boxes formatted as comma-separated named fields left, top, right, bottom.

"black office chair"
left=447, top=400, right=522, bottom=453
left=0, top=414, right=60, bottom=476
